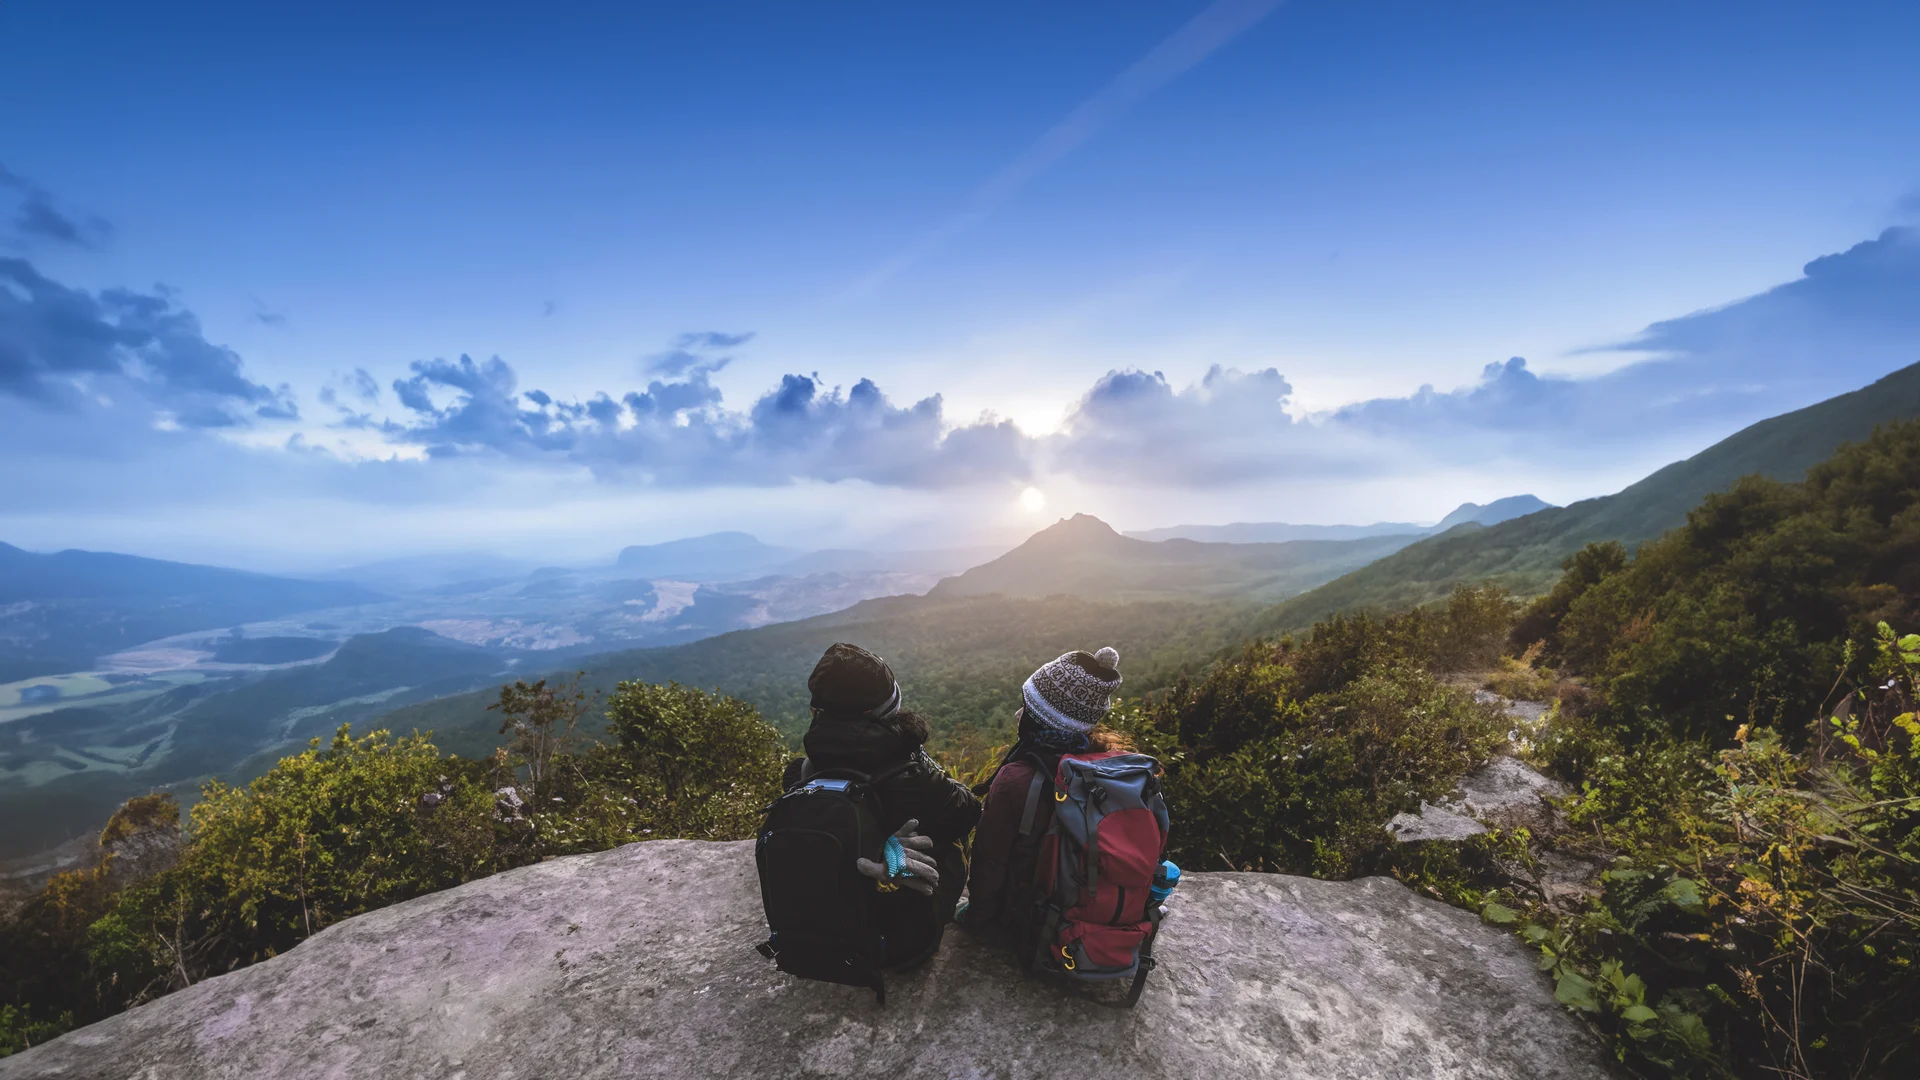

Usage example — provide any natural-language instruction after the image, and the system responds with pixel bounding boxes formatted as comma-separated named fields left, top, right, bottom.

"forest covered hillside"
left=381, top=592, right=1260, bottom=768
left=1251, top=359, right=1920, bottom=634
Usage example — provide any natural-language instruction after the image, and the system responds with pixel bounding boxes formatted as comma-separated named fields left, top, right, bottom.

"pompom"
left=1094, top=646, right=1120, bottom=672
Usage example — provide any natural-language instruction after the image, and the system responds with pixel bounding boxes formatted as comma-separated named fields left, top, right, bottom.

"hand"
left=856, top=818, right=940, bottom=897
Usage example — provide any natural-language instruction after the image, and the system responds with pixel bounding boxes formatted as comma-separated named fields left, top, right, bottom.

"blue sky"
left=3, top=0, right=1919, bottom=568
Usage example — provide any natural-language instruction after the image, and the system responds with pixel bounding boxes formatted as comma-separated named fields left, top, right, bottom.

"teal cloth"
left=883, top=834, right=912, bottom=878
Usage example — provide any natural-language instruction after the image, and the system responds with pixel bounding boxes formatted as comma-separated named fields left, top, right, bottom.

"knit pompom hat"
left=1022, top=647, right=1122, bottom=735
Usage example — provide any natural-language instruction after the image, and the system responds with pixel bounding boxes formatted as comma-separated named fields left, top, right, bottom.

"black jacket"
left=785, top=715, right=981, bottom=846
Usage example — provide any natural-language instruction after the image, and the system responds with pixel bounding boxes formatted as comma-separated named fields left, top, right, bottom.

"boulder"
left=0, top=840, right=1613, bottom=1080
left=1387, top=757, right=1568, bottom=842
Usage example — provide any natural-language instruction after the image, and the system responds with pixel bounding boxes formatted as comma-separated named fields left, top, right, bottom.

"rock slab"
left=1, top=840, right=1612, bottom=1080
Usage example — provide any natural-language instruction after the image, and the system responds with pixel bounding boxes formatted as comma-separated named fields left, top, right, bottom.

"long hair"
left=1014, top=707, right=1132, bottom=754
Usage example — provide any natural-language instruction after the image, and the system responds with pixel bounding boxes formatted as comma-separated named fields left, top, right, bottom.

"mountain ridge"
left=1251, top=360, right=1920, bottom=634
left=1128, top=494, right=1553, bottom=544
left=0, top=546, right=383, bottom=683
left=930, top=514, right=1423, bottom=603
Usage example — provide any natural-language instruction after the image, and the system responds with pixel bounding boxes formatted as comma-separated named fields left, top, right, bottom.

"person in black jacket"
left=783, top=642, right=980, bottom=969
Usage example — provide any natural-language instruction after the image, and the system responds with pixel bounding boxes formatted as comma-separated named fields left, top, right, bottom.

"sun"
left=1018, top=486, right=1047, bottom=513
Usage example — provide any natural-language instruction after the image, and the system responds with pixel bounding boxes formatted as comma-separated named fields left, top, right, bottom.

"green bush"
left=1112, top=587, right=1509, bottom=877
left=1, top=681, right=786, bottom=1040
left=1490, top=623, right=1920, bottom=1079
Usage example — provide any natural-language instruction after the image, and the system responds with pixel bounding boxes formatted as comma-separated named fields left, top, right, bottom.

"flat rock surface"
left=1457, top=757, right=1567, bottom=829
left=1388, top=756, right=1568, bottom=842
left=2, top=840, right=1613, bottom=1080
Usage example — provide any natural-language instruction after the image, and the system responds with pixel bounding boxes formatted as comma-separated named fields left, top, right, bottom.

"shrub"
left=587, top=680, right=785, bottom=842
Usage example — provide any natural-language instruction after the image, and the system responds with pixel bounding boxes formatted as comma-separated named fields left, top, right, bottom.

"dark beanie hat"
left=808, top=643, right=902, bottom=718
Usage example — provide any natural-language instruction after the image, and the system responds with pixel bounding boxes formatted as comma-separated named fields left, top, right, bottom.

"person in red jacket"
left=963, top=646, right=1130, bottom=948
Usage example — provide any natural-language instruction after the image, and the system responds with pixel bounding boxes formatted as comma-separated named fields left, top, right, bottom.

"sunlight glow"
left=1019, top=486, right=1047, bottom=513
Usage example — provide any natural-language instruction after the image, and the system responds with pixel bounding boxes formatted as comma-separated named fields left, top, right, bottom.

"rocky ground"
left=1388, top=692, right=1610, bottom=909
left=2, top=838, right=1615, bottom=1080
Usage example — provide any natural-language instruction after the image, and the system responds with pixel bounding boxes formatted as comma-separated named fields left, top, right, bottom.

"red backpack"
left=974, top=750, right=1170, bottom=1005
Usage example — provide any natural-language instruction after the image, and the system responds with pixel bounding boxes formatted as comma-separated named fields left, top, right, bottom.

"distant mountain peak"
left=1432, top=495, right=1554, bottom=532
left=1041, top=513, right=1120, bottom=537
left=1022, top=514, right=1129, bottom=551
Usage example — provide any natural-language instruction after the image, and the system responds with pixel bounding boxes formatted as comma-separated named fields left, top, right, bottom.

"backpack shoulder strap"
left=1015, top=751, right=1058, bottom=837
left=867, top=755, right=918, bottom=787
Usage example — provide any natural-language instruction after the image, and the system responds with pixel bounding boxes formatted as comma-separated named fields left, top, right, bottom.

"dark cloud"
left=0, top=257, right=293, bottom=426
left=0, top=166, right=111, bottom=249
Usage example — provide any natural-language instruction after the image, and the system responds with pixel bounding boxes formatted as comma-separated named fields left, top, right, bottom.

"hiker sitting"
left=782, top=642, right=981, bottom=969
left=965, top=646, right=1134, bottom=946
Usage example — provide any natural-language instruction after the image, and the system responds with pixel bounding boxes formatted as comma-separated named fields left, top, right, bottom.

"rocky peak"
left=1, top=839, right=1612, bottom=1079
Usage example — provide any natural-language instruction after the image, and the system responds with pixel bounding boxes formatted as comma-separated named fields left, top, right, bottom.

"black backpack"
left=754, top=758, right=914, bottom=1003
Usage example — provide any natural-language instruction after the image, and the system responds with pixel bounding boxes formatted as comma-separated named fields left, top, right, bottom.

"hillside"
left=380, top=591, right=1259, bottom=763
left=929, top=514, right=1419, bottom=603
left=0, top=840, right=1611, bottom=1080
left=1252, top=360, right=1920, bottom=633
left=0, top=545, right=382, bottom=682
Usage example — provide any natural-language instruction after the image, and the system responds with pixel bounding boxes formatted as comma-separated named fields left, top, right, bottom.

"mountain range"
left=1124, top=495, right=1553, bottom=544
left=0, top=546, right=381, bottom=683
left=931, top=514, right=1420, bottom=602
left=10, top=363, right=1920, bottom=866
left=1252, top=359, right=1920, bottom=634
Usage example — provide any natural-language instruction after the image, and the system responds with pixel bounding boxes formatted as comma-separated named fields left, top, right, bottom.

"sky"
left=3, top=0, right=1919, bottom=570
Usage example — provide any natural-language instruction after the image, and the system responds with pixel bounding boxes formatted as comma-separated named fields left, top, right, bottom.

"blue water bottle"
left=1150, top=860, right=1181, bottom=907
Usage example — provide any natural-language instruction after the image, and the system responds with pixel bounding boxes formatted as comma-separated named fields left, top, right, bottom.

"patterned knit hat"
left=1022, top=647, right=1122, bottom=735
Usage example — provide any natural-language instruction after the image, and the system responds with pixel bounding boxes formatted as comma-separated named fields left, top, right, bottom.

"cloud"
left=1051, top=365, right=1394, bottom=486
left=250, top=298, right=289, bottom=327
left=643, top=330, right=753, bottom=377
left=0, top=166, right=111, bottom=249
left=375, top=346, right=1032, bottom=488
left=1610, top=227, right=1920, bottom=385
left=7, top=221, right=1916, bottom=545
left=0, top=257, right=294, bottom=427
left=317, top=368, right=382, bottom=413
left=1049, top=227, right=1920, bottom=487
left=1331, top=357, right=1579, bottom=435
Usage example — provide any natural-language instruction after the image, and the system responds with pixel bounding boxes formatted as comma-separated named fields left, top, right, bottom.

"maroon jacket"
left=965, top=753, right=1059, bottom=939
